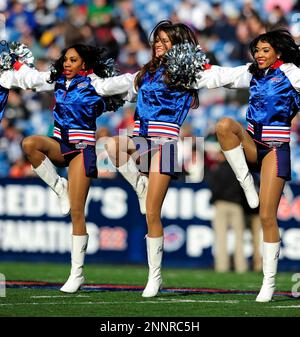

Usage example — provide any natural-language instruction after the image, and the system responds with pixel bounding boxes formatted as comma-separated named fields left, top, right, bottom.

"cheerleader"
left=105, top=20, right=202, bottom=297
left=15, top=44, right=134, bottom=293
left=192, top=29, right=300, bottom=302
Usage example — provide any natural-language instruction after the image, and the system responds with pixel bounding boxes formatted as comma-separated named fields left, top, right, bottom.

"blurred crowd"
left=0, top=0, right=300, bottom=183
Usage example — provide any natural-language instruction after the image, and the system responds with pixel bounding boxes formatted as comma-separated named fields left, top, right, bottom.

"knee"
left=146, top=209, right=161, bottom=227
left=22, top=136, right=37, bottom=155
left=104, top=137, right=119, bottom=160
left=215, top=118, right=235, bottom=137
left=259, top=210, right=276, bottom=230
left=70, top=208, right=85, bottom=224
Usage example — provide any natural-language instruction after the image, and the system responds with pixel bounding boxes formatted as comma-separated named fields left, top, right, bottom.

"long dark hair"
left=48, top=44, right=111, bottom=83
left=249, top=29, right=300, bottom=76
left=135, top=20, right=199, bottom=108
left=48, top=44, right=123, bottom=112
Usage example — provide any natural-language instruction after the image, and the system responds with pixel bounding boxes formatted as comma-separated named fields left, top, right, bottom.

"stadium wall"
left=0, top=178, right=299, bottom=271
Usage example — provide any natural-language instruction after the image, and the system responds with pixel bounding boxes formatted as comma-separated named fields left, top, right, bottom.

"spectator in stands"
left=105, top=20, right=200, bottom=298
left=19, top=44, right=135, bottom=293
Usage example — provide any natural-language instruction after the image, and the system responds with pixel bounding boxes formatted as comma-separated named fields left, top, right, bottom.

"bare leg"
left=105, top=136, right=148, bottom=214
left=22, top=135, right=66, bottom=167
left=68, top=153, right=91, bottom=235
left=60, top=153, right=91, bottom=293
left=256, top=150, right=284, bottom=302
left=22, top=135, right=70, bottom=216
left=146, top=151, right=171, bottom=237
left=142, top=150, right=171, bottom=298
left=105, top=135, right=137, bottom=167
left=259, top=151, right=284, bottom=242
left=251, top=214, right=263, bottom=272
left=215, top=118, right=259, bottom=208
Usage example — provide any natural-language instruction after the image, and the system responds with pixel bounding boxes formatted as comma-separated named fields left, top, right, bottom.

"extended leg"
left=256, top=150, right=284, bottom=302
left=60, top=153, right=91, bottom=293
left=142, top=150, right=171, bottom=298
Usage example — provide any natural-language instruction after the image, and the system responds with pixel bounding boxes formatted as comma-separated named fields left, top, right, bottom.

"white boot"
left=60, top=234, right=89, bottom=293
left=256, top=241, right=280, bottom=302
left=118, top=157, right=148, bottom=214
left=142, top=235, right=163, bottom=298
left=223, top=144, right=259, bottom=209
left=33, top=156, right=70, bottom=216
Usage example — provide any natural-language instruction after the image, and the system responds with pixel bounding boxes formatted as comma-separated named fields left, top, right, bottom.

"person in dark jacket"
left=206, top=149, right=248, bottom=273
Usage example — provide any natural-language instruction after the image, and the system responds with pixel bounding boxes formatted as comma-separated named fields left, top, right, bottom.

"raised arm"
left=281, top=63, right=300, bottom=92
left=192, top=64, right=252, bottom=89
left=89, top=72, right=137, bottom=101
left=0, top=64, right=54, bottom=91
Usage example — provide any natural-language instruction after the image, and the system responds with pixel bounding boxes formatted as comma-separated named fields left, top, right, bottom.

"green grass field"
left=0, top=262, right=299, bottom=317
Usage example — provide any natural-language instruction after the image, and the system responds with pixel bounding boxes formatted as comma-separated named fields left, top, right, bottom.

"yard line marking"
left=0, top=299, right=243, bottom=306
left=272, top=305, right=300, bottom=309
left=157, top=299, right=240, bottom=303
left=30, top=295, right=90, bottom=298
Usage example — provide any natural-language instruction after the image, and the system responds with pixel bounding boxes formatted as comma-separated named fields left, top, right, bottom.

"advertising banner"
left=0, top=178, right=299, bottom=271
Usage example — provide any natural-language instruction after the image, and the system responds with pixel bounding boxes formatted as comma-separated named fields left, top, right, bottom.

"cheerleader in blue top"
left=105, top=20, right=200, bottom=298
left=192, top=29, right=300, bottom=302
left=18, top=44, right=134, bottom=293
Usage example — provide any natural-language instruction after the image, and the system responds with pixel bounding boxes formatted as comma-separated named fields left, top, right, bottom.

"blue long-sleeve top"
left=132, top=67, right=193, bottom=139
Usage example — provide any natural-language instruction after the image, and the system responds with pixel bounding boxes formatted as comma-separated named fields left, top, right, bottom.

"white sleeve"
left=0, top=65, right=54, bottom=91
left=0, top=70, right=16, bottom=89
left=192, top=64, right=252, bottom=89
left=280, top=63, right=300, bottom=92
left=89, top=72, right=136, bottom=98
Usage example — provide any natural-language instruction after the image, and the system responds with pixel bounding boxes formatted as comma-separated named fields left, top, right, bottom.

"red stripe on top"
left=262, top=131, right=290, bottom=135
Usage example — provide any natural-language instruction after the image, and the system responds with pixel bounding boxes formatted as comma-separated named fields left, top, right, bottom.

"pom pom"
left=164, top=43, right=209, bottom=88
left=9, top=41, right=35, bottom=68
left=0, top=40, right=15, bottom=72
left=101, top=57, right=120, bottom=77
left=95, top=56, right=125, bottom=112
left=0, top=40, right=34, bottom=73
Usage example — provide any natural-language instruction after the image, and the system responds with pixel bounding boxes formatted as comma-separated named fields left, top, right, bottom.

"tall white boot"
left=60, top=234, right=89, bottom=293
left=118, top=157, right=148, bottom=214
left=33, top=156, right=70, bottom=216
left=223, top=144, right=259, bottom=209
left=142, top=235, right=163, bottom=298
left=256, top=241, right=280, bottom=302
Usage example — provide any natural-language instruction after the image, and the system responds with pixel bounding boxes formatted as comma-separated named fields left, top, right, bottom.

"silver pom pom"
left=0, top=52, right=14, bottom=72
left=164, top=43, right=209, bottom=87
left=101, top=57, right=120, bottom=77
left=9, top=42, right=34, bottom=67
left=96, top=57, right=124, bottom=112
left=0, top=40, right=14, bottom=73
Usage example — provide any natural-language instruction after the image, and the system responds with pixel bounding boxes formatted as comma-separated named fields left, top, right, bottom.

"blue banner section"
left=0, top=178, right=299, bottom=271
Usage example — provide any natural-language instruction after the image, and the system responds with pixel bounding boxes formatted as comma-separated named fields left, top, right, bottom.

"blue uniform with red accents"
left=196, top=60, right=300, bottom=180
left=131, top=66, right=194, bottom=178
left=0, top=86, right=9, bottom=123
left=133, top=66, right=193, bottom=140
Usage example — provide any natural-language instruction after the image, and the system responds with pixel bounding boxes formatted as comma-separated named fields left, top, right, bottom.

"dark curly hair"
left=248, top=29, right=300, bottom=77
left=48, top=44, right=124, bottom=112
left=135, top=20, right=199, bottom=109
